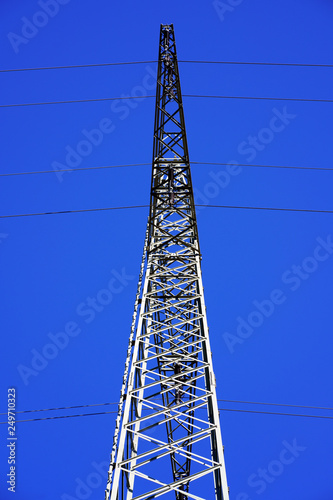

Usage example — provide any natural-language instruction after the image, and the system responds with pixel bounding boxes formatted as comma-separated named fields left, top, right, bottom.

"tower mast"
left=106, top=24, right=229, bottom=500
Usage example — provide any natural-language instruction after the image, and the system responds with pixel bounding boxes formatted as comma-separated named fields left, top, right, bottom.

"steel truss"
left=106, top=24, right=229, bottom=500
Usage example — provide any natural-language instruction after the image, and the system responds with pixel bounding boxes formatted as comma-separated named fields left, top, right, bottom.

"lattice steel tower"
left=105, top=24, right=229, bottom=500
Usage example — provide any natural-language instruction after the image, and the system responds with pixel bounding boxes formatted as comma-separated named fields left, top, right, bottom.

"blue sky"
left=1, top=1, right=333, bottom=499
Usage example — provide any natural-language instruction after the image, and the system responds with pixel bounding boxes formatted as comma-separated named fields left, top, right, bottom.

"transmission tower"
left=105, top=24, right=229, bottom=500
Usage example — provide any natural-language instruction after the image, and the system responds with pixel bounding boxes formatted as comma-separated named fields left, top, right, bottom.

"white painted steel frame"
left=106, top=24, right=229, bottom=500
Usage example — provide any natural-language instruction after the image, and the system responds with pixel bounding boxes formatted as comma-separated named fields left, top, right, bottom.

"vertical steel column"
left=106, top=24, right=229, bottom=500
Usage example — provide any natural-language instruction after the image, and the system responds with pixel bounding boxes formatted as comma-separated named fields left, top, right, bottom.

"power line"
left=1, top=203, right=333, bottom=219
left=1, top=59, right=332, bottom=74
left=2, top=399, right=331, bottom=416
left=1, top=93, right=332, bottom=109
left=192, top=162, right=333, bottom=172
left=219, top=408, right=333, bottom=419
left=2, top=161, right=333, bottom=178
left=196, top=204, right=333, bottom=214
left=0, top=61, right=157, bottom=73
left=185, top=94, right=333, bottom=103
left=0, top=402, right=117, bottom=416
left=0, top=95, right=151, bottom=108
left=0, top=410, right=118, bottom=423
left=1, top=408, right=332, bottom=424
left=0, top=163, right=151, bottom=177
left=218, top=399, right=333, bottom=411
left=179, top=60, right=333, bottom=68
left=0, top=205, right=149, bottom=218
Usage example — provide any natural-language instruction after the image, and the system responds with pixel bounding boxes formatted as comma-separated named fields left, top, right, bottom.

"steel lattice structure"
left=105, top=24, right=229, bottom=500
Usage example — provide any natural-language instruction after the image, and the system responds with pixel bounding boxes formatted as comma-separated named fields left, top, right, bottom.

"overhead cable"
left=218, top=399, right=333, bottom=411
left=0, top=401, right=117, bottom=416
left=1, top=204, right=333, bottom=219
left=0, top=95, right=150, bottom=108
left=2, top=161, right=333, bottom=178
left=196, top=204, right=333, bottom=214
left=1, top=59, right=333, bottom=73
left=0, top=163, right=151, bottom=177
left=1, top=399, right=332, bottom=416
left=0, top=61, right=157, bottom=73
left=1, top=94, right=332, bottom=109
left=179, top=60, right=333, bottom=68
left=1, top=408, right=332, bottom=424
left=185, top=94, right=333, bottom=103
left=0, top=205, right=149, bottom=218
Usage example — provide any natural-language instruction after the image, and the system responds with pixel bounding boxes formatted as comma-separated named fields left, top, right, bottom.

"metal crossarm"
left=105, top=24, right=229, bottom=500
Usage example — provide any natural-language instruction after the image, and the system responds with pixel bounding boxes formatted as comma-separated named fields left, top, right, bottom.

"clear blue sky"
left=1, top=1, right=333, bottom=499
